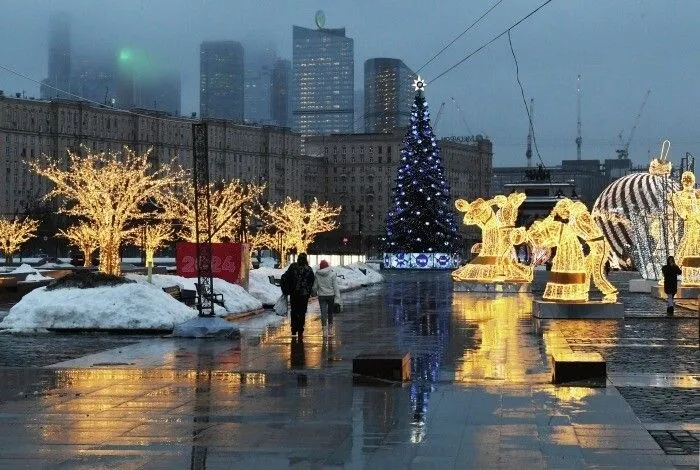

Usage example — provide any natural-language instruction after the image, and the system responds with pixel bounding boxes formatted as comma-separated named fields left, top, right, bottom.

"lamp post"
left=357, top=205, right=364, bottom=255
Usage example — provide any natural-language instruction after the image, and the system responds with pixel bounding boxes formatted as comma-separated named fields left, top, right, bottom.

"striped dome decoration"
left=592, top=171, right=679, bottom=270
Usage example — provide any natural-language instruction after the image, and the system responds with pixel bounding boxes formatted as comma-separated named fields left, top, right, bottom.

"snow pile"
left=125, top=274, right=262, bottom=316
left=23, top=272, right=51, bottom=282
left=38, top=262, right=73, bottom=269
left=247, top=269, right=282, bottom=306
left=335, top=263, right=384, bottom=291
left=0, top=282, right=197, bottom=332
left=251, top=263, right=383, bottom=294
left=9, top=264, right=40, bottom=274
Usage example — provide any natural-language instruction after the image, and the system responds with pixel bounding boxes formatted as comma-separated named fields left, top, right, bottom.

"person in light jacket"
left=313, top=260, right=342, bottom=337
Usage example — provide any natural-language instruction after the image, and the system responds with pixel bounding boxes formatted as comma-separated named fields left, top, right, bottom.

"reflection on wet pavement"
left=0, top=271, right=692, bottom=468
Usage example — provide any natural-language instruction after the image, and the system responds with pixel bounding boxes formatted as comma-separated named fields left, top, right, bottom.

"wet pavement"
left=0, top=271, right=697, bottom=469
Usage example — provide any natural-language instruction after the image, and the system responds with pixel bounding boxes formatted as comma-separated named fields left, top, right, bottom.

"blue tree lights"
left=384, top=77, right=460, bottom=255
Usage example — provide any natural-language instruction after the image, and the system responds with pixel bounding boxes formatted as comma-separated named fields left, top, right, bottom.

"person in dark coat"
left=280, top=253, right=315, bottom=340
left=661, top=255, right=682, bottom=316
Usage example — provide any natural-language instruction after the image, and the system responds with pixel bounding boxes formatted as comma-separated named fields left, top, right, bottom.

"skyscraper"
left=364, top=58, right=414, bottom=133
left=244, top=40, right=276, bottom=125
left=271, top=59, right=291, bottom=127
left=41, top=12, right=72, bottom=99
left=292, top=25, right=354, bottom=135
left=200, top=41, right=244, bottom=121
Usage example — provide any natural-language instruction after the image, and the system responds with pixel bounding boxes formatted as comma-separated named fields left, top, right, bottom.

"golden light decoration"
left=59, top=224, right=99, bottom=267
left=131, top=222, right=173, bottom=281
left=160, top=179, right=266, bottom=243
left=0, top=216, right=39, bottom=264
left=671, top=171, right=700, bottom=286
left=30, top=146, right=183, bottom=276
left=528, top=198, right=618, bottom=302
left=452, top=193, right=533, bottom=283
left=262, top=197, right=341, bottom=267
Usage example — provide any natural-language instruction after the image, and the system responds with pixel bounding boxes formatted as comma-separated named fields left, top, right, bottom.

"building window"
left=378, top=146, right=382, bottom=154
left=351, top=146, right=355, bottom=154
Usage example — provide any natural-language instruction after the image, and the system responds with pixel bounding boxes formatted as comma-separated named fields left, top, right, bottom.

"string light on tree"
left=0, top=216, right=39, bottom=264
left=161, top=179, right=265, bottom=243
left=384, top=75, right=460, bottom=267
left=262, top=197, right=341, bottom=267
left=30, top=146, right=183, bottom=276
left=671, top=171, right=700, bottom=286
left=59, top=224, right=99, bottom=268
left=131, top=222, right=173, bottom=282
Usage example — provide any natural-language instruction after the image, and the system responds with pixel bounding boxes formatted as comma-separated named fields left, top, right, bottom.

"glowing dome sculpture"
left=592, top=140, right=680, bottom=279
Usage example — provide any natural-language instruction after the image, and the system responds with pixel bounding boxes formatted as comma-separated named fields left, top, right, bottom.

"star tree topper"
left=412, top=75, right=426, bottom=92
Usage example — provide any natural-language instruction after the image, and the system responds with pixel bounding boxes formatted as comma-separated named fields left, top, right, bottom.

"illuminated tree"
left=263, top=197, right=341, bottom=265
left=131, top=222, right=173, bottom=265
left=384, top=76, right=460, bottom=253
left=161, top=179, right=265, bottom=243
left=0, top=216, right=39, bottom=264
left=59, top=223, right=99, bottom=267
left=30, top=146, right=182, bottom=276
left=130, top=222, right=173, bottom=282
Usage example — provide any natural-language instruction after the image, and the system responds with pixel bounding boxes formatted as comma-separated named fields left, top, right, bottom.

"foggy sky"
left=0, top=0, right=698, bottom=168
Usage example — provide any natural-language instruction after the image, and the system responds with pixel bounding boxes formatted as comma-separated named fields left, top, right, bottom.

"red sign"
left=176, top=242, right=249, bottom=287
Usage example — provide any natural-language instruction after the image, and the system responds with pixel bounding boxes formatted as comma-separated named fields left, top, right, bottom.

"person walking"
left=280, top=253, right=315, bottom=340
left=313, top=259, right=342, bottom=337
left=661, top=255, right=682, bottom=316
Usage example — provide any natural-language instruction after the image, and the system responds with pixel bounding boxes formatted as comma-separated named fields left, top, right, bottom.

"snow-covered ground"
left=0, top=282, right=197, bottom=333
left=125, top=274, right=262, bottom=316
left=0, top=262, right=381, bottom=333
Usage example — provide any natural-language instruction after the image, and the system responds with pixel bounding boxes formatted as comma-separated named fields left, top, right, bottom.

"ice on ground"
left=125, top=274, right=262, bottom=316
left=0, top=282, right=197, bottom=332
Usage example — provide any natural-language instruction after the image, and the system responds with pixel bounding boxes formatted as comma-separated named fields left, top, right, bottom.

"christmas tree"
left=384, top=76, right=460, bottom=254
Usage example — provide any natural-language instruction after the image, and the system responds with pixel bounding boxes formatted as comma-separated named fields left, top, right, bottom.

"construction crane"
left=576, top=74, right=582, bottom=160
left=433, top=101, right=446, bottom=128
left=616, top=89, right=651, bottom=159
left=526, top=98, right=534, bottom=167
left=450, top=97, right=473, bottom=135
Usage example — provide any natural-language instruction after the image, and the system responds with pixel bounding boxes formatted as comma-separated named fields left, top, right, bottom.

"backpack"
left=293, top=266, right=314, bottom=297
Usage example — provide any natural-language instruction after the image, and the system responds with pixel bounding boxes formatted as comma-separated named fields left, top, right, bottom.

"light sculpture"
left=528, top=198, right=617, bottom=302
left=0, top=216, right=39, bottom=264
left=671, top=171, right=700, bottom=286
left=592, top=140, right=680, bottom=278
left=452, top=193, right=532, bottom=283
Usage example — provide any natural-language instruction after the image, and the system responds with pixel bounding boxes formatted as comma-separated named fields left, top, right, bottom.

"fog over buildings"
left=0, top=0, right=698, bottom=165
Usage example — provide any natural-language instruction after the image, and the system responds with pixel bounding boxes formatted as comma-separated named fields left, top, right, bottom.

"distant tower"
left=244, top=39, right=276, bottom=124
left=271, top=59, right=291, bottom=127
left=292, top=16, right=354, bottom=135
left=576, top=74, right=582, bottom=160
left=41, top=12, right=72, bottom=99
left=200, top=41, right=244, bottom=122
left=526, top=98, right=534, bottom=167
left=364, top=58, right=414, bottom=133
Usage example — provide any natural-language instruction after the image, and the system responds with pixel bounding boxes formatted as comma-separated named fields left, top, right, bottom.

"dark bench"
left=268, top=275, right=281, bottom=286
left=162, top=285, right=197, bottom=307
left=194, top=283, right=225, bottom=308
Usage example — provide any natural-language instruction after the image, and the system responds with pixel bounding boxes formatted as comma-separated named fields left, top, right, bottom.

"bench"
left=268, top=275, right=281, bottom=286
left=194, top=283, right=225, bottom=308
left=162, top=285, right=197, bottom=307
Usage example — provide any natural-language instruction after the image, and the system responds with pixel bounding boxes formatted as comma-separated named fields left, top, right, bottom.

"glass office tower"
left=292, top=25, right=354, bottom=135
left=364, top=58, right=414, bottom=134
left=200, top=41, right=244, bottom=121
